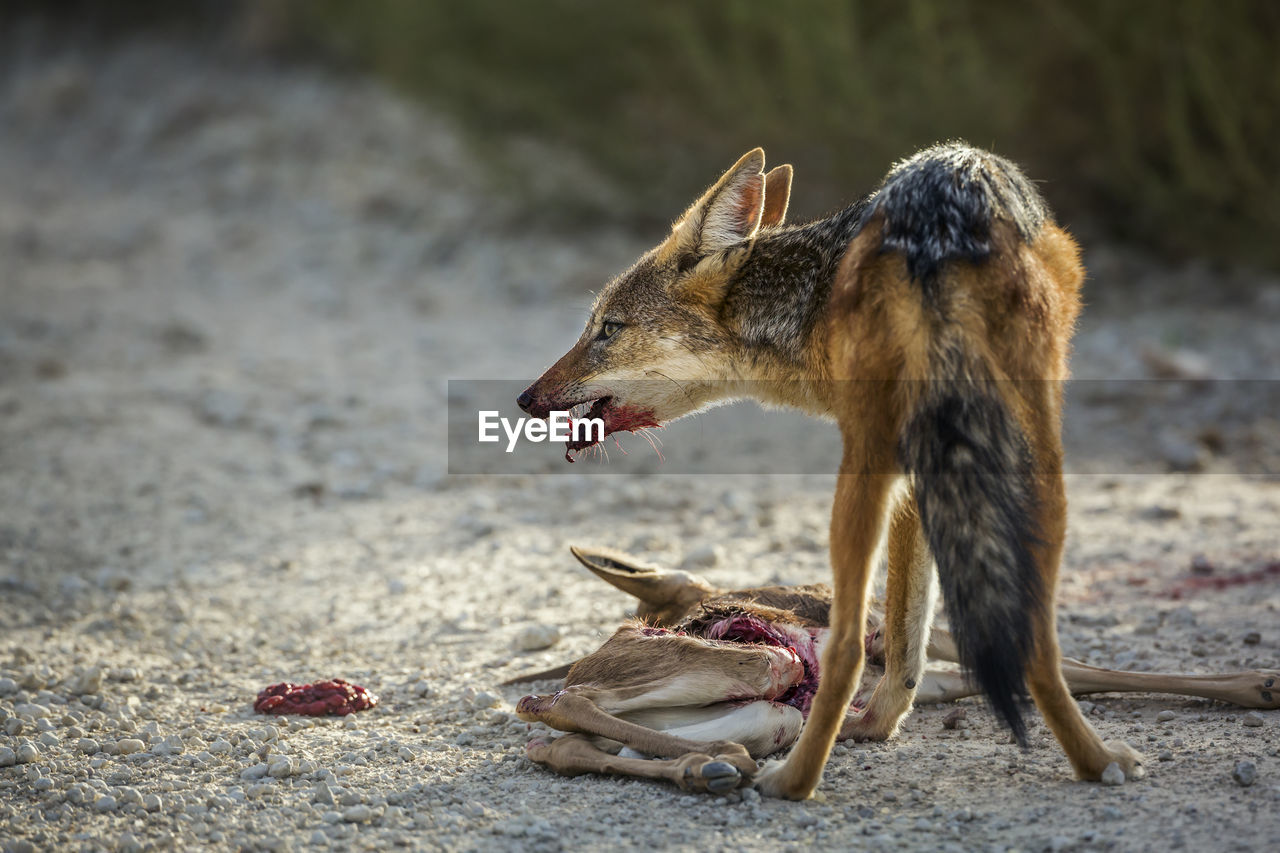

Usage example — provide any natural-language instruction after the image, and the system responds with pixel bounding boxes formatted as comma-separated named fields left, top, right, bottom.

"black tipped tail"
left=899, top=377, right=1043, bottom=745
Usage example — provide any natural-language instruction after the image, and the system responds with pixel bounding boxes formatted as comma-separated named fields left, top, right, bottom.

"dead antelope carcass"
left=511, top=546, right=1279, bottom=794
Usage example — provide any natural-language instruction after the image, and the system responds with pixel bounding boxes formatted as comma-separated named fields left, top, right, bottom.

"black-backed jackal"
left=518, top=143, right=1143, bottom=798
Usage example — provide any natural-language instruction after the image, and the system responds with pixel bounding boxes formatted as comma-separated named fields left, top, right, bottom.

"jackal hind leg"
left=1022, top=427, right=1144, bottom=782
left=839, top=497, right=937, bottom=742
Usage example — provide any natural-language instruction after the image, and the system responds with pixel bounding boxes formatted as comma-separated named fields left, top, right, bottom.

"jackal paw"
left=752, top=759, right=817, bottom=800
left=837, top=706, right=902, bottom=743
left=1087, top=741, right=1144, bottom=783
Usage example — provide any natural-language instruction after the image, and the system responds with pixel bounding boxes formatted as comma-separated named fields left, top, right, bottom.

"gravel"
left=513, top=624, right=562, bottom=652
left=1099, top=763, right=1126, bottom=786
left=1232, top=761, right=1258, bottom=786
left=1, top=26, right=1278, bottom=853
left=115, top=738, right=145, bottom=755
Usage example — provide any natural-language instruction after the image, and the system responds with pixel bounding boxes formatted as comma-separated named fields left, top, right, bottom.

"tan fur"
left=519, top=147, right=1134, bottom=799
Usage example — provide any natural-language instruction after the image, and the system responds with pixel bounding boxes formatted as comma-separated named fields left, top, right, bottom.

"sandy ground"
left=1, top=32, right=1278, bottom=853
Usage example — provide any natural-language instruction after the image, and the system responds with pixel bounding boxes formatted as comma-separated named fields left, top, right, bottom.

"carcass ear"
left=761, top=164, right=793, bottom=228
left=672, top=148, right=767, bottom=257
left=569, top=545, right=718, bottom=608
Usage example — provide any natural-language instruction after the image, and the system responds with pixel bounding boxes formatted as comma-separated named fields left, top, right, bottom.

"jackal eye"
left=597, top=321, right=623, bottom=341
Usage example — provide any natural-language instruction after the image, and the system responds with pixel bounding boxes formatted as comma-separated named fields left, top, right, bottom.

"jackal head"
left=517, top=149, right=792, bottom=459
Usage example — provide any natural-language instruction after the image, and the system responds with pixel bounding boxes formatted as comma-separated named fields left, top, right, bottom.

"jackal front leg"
left=840, top=497, right=936, bottom=742
left=754, top=456, right=899, bottom=800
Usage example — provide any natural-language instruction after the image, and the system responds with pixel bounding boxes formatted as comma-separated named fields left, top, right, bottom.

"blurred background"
left=8, top=0, right=1279, bottom=268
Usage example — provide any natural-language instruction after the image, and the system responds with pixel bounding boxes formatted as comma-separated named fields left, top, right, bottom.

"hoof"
left=524, top=737, right=552, bottom=764
left=677, top=757, right=739, bottom=794
left=689, top=760, right=742, bottom=794
left=1253, top=671, right=1278, bottom=709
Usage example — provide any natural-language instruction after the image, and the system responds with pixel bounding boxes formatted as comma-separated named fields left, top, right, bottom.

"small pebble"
left=513, top=624, right=561, bottom=652
left=0, top=677, right=18, bottom=696
left=94, top=794, right=118, bottom=812
left=78, top=737, right=100, bottom=754
left=681, top=544, right=723, bottom=569
left=240, top=763, right=269, bottom=781
left=246, top=782, right=275, bottom=798
left=16, top=743, right=39, bottom=764
left=467, top=690, right=501, bottom=710
left=267, top=756, right=297, bottom=778
left=1158, top=750, right=1174, bottom=761
left=314, top=782, right=337, bottom=806
left=0, top=747, right=15, bottom=767
left=1242, top=712, right=1264, bottom=727
left=343, top=804, right=374, bottom=822
left=143, top=794, right=162, bottom=812
left=116, top=738, right=145, bottom=755
left=1243, top=631, right=1262, bottom=645
left=1099, top=762, right=1125, bottom=786
left=1232, top=760, right=1257, bottom=786
left=1157, top=710, right=1177, bottom=723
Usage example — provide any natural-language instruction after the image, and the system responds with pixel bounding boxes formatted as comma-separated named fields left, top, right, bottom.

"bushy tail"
left=898, top=347, right=1042, bottom=745
left=864, top=142, right=1053, bottom=744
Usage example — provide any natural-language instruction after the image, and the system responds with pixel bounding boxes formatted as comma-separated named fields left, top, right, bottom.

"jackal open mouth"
left=563, top=396, right=661, bottom=462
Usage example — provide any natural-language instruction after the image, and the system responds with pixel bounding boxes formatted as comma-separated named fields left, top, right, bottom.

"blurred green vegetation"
left=17, top=1, right=1280, bottom=268
left=277, top=0, right=1280, bottom=269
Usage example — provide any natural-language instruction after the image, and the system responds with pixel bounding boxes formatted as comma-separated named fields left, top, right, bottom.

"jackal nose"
left=516, top=389, right=534, bottom=413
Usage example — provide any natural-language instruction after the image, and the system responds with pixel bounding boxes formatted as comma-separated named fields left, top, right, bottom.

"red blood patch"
left=253, top=679, right=379, bottom=716
left=1168, top=562, right=1280, bottom=599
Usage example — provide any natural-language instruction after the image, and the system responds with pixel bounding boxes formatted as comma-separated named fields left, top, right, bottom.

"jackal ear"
left=569, top=545, right=718, bottom=606
left=761, top=164, right=793, bottom=228
left=674, top=148, right=767, bottom=257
